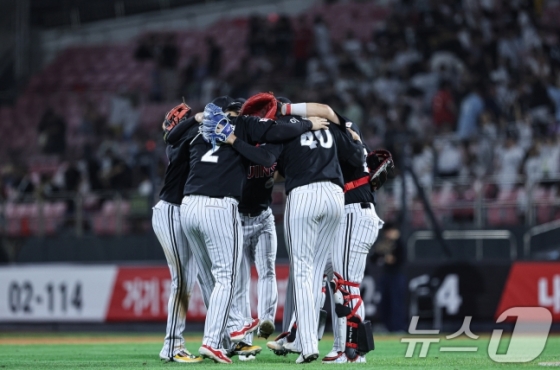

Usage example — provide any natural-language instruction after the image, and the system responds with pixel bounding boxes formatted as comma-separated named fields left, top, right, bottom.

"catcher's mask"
left=240, top=92, right=278, bottom=119
left=163, top=103, right=191, bottom=131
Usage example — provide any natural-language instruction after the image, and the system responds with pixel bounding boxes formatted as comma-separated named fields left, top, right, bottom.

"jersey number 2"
left=300, top=131, right=333, bottom=149
left=201, top=146, right=220, bottom=163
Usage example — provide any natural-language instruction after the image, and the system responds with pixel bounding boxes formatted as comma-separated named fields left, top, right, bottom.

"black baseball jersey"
left=238, top=143, right=283, bottom=215
left=276, top=115, right=364, bottom=194
left=159, top=117, right=198, bottom=205
left=183, top=115, right=310, bottom=199
left=339, top=120, right=375, bottom=205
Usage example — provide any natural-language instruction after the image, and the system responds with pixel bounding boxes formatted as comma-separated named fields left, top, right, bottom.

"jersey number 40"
left=300, top=131, right=333, bottom=149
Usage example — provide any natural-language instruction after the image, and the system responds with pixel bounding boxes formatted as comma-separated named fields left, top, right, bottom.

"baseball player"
left=242, top=95, right=365, bottom=363
left=152, top=102, right=203, bottom=363
left=180, top=98, right=327, bottom=364
left=322, top=116, right=390, bottom=364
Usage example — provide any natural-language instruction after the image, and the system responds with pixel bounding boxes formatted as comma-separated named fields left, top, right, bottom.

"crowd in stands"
left=2, top=0, right=560, bottom=227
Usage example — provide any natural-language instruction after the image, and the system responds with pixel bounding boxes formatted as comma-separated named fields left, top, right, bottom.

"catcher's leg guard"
left=331, top=273, right=374, bottom=360
left=317, top=275, right=328, bottom=340
left=318, top=309, right=327, bottom=340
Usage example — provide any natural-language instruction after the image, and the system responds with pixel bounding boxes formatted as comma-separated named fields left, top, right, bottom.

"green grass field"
left=0, top=333, right=559, bottom=369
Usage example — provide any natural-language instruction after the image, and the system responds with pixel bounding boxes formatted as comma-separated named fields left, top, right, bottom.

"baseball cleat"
left=232, top=342, right=262, bottom=356
left=322, top=352, right=366, bottom=364
left=257, top=319, right=275, bottom=339
left=159, top=349, right=203, bottom=363
left=296, top=352, right=319, bottom=364
left=230, top=318, right=259, bottom=342
left=266, top=332, right=289, bottom=355
left=199, top=345, right=232, bottom=364
left=283, top=340, right=302, bottom=354
left=239, top=354, right=256, bottom=361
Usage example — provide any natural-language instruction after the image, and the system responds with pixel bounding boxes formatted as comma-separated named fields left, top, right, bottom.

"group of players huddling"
left=152, top=92, right=394, bottom=364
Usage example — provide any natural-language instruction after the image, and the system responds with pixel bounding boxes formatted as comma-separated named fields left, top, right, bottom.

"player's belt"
left=343, top=176, right=369, bottom=193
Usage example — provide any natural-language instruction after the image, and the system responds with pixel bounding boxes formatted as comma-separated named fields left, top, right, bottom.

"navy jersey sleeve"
left=240, top=116, right=276, bottom=143
left=332, top=125, right=366, bottom=167
left=231, top=139, right=281, bottom=167
left=164, top=116, right=199, bottom=145
left=240, top=115, right=312, bottom=144
left=261, top=115, right=312, bottom=143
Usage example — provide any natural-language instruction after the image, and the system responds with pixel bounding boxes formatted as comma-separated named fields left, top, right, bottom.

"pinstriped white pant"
left=330, top=203, right=383, bottom=352
left=180, top=195, right=243, bottom=349
left=284, top=181, right=344, bottom=356
left=152, top=200, right=199, bottom=358
left=232, top=207, right=278, bottom=345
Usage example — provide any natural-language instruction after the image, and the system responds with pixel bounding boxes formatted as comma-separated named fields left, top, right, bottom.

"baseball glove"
left=200, top=103, right=234, bottom=149
left=366, top=150, right=395, bottom=191
left=240, top=92, right=277, bottom=119
left=163, top=102, right=191, bottom=131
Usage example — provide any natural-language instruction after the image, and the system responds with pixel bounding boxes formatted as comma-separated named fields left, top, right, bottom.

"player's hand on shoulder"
left=308, top=116, right=329, bottom=131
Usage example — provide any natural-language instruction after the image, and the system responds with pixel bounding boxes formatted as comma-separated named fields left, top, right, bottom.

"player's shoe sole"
left=322, top=352, right=366, bottom=364
left=233, top=343, right=262, bottom=356
left=239, top=354, right=256, bottom=361
left=283, top=340, right=302, bottom=354
left=296, top=353, right=319, bottom=364
left=257, top=320, right=275, bottom=339
left=199, top=345, right=232, bottom=364
left=230, top=318, right=259, bottom=342
left=159, top=350, right=203, bottom=363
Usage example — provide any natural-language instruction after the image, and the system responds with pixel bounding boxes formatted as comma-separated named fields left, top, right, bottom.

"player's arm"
left=244, top=116, right=328, bottom=144
left=164, top=113, right=203, bottom=145
left=279, top=102, right=341, bottom=125
left=332, top=124, right=366, bottom=168
left=225, top=134, right=282, bottom=167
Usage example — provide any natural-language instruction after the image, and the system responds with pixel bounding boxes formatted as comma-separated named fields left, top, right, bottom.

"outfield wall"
left=0, top=262, right=558, bottom=324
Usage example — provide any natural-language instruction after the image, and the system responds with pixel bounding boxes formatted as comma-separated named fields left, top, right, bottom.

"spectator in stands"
left=80, top=100, right=106, bottom=140
left=456, top=83, right=484, bottom=140
left=248, top=15, right=267, bottom=57
left=158, top=34, right=180, bottom=102
left=432, top=80, right=456, bottom=132
left=341, top=95, right=364, bottom=129
left=38, top=108, right=67, bottom=156
left=313, top=15, right=337, bottom=75
left=273, top=15, right=294, bottom=68
left=108, top=91, right=140, bottom=140
left=134, top=33, right=156, bottom=61
left=434, top=135, right=462, bottom=178
left=292, top=15, right=314, bottom=78
left=206, top=37, right=222, bottom=76
left=547, top=69, right=560, bottom=123
left=35, top=174, right=59, bottom=200
left=100, top=150, right=132, bottom=192
left=12, top=166, right=35, bottom=202
left=523, top=144, right=543, bottom=186
left=179, top=55, right=206, bottom=102
left=411, top=140, right=435, bottom=189
left=539, top=135, right=560, bottom=181
left=494, top=130, right=524, bottom=192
